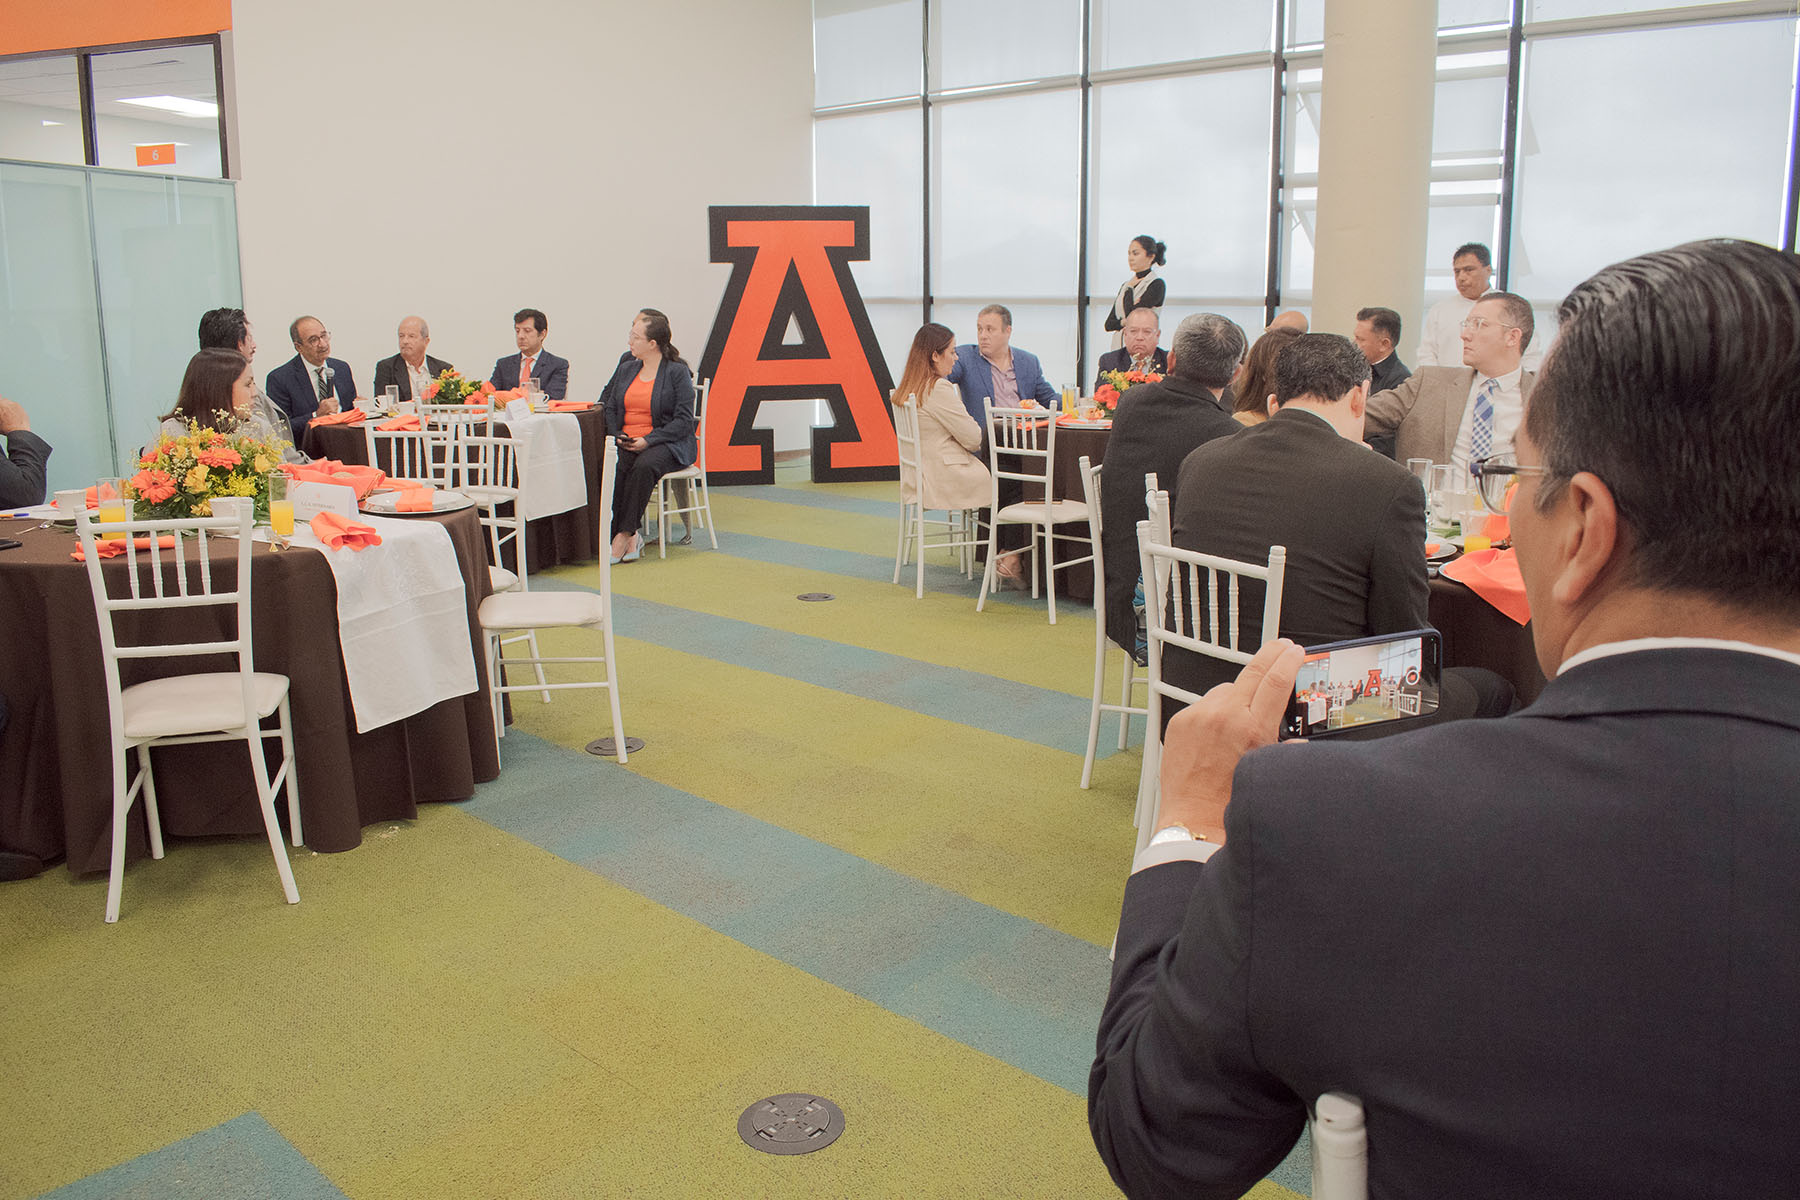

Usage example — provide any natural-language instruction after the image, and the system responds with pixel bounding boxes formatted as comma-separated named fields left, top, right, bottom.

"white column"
left=1309, top=0, right=1438, bottom=342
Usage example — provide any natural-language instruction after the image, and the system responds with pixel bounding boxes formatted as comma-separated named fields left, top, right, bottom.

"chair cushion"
left=995, top=499, right=1089, bottom=524
left=489, top=564, right=519, bottom=592
left=121, top=672, right=290, bottom=739
left=660, top=466, right=702, bottom=482
left=478, top=590, right=604, bottom=630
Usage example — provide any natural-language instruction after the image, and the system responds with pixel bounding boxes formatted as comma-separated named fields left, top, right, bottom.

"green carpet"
left=0, top=460, right=1306, bottom=1199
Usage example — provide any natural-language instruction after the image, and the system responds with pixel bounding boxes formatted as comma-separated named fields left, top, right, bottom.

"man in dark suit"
left=1355, top=306, right=1409, bottom=458
left=489, top=308, right=569, bottom=400
left=1158, top=333, right=1509, bottom=726
left=0, top=396, right=50, bottom=507
left=1090, top=240, right=1800, bottom=1197
left=1100, top=313, right=1244, bottom=659
left=265, top=315, right=359, bottom=443
left=371, top=315, right=453, bottom=404
left=1367, top=291, right=1535, bottom=469
left=1093, top=306, right=1169, bottom=391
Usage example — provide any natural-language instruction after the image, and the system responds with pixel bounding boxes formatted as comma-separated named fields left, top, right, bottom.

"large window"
left=815, top=0, right=1800, bottom=385
left=0, top=38, right=228, bottom=179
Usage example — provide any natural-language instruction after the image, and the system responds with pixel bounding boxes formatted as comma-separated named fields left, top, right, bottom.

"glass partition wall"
left=0, top=159, right=242, bottom=492
left=813, top=0, right=1800, bottom=388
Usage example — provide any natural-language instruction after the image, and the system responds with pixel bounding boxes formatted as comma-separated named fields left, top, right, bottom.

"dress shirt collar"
left=1559, top=636, right=1800, bottom=675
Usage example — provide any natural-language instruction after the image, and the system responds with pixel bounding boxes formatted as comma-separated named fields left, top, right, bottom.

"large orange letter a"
left=696, top=206, right=898, bottom=484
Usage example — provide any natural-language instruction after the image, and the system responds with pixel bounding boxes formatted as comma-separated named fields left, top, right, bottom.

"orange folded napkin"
left=396, top=487, right=438, bottom=512
left=545, top=400, right=594, bottom=411
left=1471, top=511, right=1509, bottom=541
left=376, top=414, right=421, bottom=431
left=309, top=409, right=366, bottom=427
left=309, top=511, right=383, bottom=551
left=284, top=460, right=388, bottom=499
left=71, top=535, right=176, bottom=562
left=1441, top=547, right=1531, bottom=625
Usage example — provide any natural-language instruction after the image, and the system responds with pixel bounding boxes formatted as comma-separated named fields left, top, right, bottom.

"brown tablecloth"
left=0, top=510, right=498, bottom=876
left=303, top=406, right=605, bottom=570
left=1429, top=575, right=1546, bottom=705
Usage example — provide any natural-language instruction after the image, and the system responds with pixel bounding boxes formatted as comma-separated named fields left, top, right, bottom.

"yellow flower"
left=183, top=464, right=211, bottom=493
left=253, top=453, right=276, bottom=475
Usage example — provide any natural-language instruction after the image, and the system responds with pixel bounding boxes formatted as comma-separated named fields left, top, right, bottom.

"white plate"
left=1424, top=538, right=1461, bottom=560
left=1058, top=418, right=1113, bottom=428
left=361, top=489, right=475, bottom=516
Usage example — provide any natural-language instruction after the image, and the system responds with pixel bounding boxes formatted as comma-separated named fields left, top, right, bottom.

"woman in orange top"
left=599, top=308, right=698, bottom=563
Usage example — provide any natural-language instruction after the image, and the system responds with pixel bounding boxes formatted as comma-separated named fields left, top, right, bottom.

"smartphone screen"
left=1281, top=629, right=1442, bottom=740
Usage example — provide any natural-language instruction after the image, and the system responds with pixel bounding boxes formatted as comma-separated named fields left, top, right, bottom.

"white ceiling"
left=0, top=48, right=218, bottom=125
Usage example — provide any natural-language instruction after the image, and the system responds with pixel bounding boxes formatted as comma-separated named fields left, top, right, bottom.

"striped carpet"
left=0, top=460, right=1309, bottom=1199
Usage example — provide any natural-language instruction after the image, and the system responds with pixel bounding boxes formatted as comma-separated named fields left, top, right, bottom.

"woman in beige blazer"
left=893, top=323, right=991, bottom=513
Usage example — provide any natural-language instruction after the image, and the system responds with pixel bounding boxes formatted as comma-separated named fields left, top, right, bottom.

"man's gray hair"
left=1170, top=313, right=1247, bottom=389
left=288, top=315, right=318, bottom=345
left=399, top=315, right=430, bottom=337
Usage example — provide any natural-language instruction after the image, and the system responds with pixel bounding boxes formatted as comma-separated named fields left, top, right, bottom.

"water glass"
left=385, top=384, right=401, bottom=409
left=1427, top=465, right=1463, bottom=532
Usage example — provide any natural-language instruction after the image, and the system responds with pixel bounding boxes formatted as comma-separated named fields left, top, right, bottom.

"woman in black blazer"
left=599, top=308, right=697, bottom=563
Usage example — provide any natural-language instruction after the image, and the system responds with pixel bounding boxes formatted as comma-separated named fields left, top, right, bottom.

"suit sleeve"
left=0, top=429, right=51, bottom=507
left=489, top=357, right=509, bottom=390
left=1031, top=361, right=1061, bottom=408
left=1364, top=372, right=1423, bottom=439
left=335, top=363, right=359, bottom=403
left=1368, top=472, right=1431, bottom=634
left=598, top=363, right=624, bottom=437
left=1090, top=790, right=1307, bottom=1199
left=372, top=358, right=395, bottom=396
left=545, top=356, right=569, bottom=401
left=643, top=364, right=696, bottom=449
left=264, top=368, right=308, bottom=443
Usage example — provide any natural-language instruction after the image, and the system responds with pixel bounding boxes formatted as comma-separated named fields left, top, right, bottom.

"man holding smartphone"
left=1091, top=240, right=1800, bottom=1196
left=1159, top=332, right=1510, bottom=732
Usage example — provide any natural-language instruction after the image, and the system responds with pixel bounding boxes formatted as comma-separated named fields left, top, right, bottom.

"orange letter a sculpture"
left=696, top=206, right=898, bottom=484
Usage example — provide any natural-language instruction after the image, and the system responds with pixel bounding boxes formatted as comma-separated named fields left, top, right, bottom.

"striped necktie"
left=316, top=366, right=331, bottom=401
left=1470, top=378, right=1498, bottom=462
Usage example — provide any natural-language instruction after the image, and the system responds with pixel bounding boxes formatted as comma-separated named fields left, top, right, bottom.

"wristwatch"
left=1149, top=824, right=1205, bottom=846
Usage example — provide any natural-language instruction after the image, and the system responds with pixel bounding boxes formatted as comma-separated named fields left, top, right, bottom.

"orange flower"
left=129, top=468, right=177, bottom=504
left=424, top=381, right=441, bottom=399
left=480, top=381, right=497, bottom=394
left=1094, top=384, right=1120, bottom=411
left=196, top=446, right=242, bottom=469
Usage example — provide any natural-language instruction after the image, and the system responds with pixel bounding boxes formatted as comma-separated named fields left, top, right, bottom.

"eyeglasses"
left=301, top=331, right=331, bottom=346
left=1459, top=317, right=1518, bottom=334
left=1470, top=452, right=1549, bottom=514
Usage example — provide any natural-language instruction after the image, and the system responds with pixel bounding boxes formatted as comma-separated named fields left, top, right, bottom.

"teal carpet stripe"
left=718, top=482, right=900, bottom=519
left=40, top=1114, right=346, bottom=1200
left=459, top=732, right=1113, bottom=1094
left=524, top=583, right=1112, bottom=756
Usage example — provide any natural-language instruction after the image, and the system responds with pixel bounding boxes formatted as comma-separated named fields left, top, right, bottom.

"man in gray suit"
left=1365, top=290, right=1535, bottom=471
left=1090, top=240, right=1800, bottom=1196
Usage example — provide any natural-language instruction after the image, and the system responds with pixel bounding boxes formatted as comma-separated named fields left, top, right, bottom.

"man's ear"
left=1550, top=471, right=1622, bottom=610
left=1348, top=383, right=1367, bottom=420
left=1265, top=393, right=1278, bottom=418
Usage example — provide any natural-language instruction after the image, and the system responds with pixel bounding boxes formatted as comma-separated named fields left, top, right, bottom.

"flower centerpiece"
left=127, top=421, right=289, bottom=521
left=423, top=368, right=510, bottom=407
left=1092, top=368, right=1165, bottom=416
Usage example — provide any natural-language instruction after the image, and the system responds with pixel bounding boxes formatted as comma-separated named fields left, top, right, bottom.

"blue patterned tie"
left=1470, top=378, right=1498, bottom=462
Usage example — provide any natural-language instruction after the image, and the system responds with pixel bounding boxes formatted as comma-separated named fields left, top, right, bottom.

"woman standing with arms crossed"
left=1103, top=235, right=1167, bottom=349
left=600, top=308, right=696, bottom=563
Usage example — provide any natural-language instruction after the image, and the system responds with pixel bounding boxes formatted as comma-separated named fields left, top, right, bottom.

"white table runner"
left=289, top=515, right=479, bottom=732
left=502, top=412, right=587, bottom=521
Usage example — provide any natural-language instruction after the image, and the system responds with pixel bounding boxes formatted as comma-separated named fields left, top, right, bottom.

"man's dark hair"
left=1524, top=239, right=1800, bottom=615
left=288, top=315, right=319, bottom=345
left=978, top=303, right=1012, bottom=328
left=197, top=307, right=249, bottom=351
left=1169, top=313, right=1246, bottom=389
left=1356, top=306, right=1402, bottom=346
left=1273, top=333, right=1371, bottom=406
left=1454, top=242, right=1492, bottom=268
left=1476, top=290, right=1535, bottom=352
left=514, top=308, right=548, bottom=334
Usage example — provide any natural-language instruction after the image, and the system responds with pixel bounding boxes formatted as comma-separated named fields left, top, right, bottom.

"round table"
left=0, top=510, right=499, bottom=876
left=303, top=406, right=607, bottom=571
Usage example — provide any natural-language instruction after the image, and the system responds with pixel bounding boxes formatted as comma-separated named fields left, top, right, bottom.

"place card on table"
left=289, top=479, right=359, bottom=522
left=503, top=397, right=533, bottom=424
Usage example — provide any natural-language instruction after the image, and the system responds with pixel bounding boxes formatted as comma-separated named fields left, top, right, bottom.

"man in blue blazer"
left=490, top=308, right=569, bottom=400
left=945, top=304, right=1061, bottom=429
left=1090, top=239, right=1800, bottom=1197
left=265, top=315, right=359, bottom=443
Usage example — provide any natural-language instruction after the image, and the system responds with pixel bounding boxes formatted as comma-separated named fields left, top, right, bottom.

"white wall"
left=230, top=0, right=816, bottom=445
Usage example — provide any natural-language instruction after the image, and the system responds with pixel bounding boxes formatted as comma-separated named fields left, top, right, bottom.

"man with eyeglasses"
left=1091, top=239, right=1800, bottom=1196
left=1365, top=291, right=1535, bottom=473
left=266, top=315, right=361, bottom=443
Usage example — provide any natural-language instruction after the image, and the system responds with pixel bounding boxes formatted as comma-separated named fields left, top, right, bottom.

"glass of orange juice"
left=267, top=471, right=295, bottom=543
left=95, top=478, right=129, bottom=524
